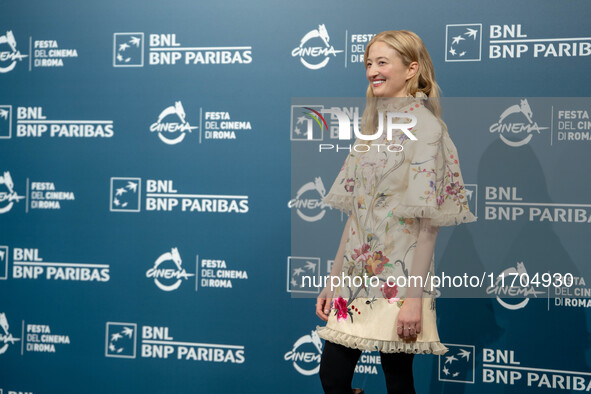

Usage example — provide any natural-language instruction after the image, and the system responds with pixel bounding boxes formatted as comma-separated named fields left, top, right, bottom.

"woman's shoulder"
left=413, top=106, right=443, bottom=142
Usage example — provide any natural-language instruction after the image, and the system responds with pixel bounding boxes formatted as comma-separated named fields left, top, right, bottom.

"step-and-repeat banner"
left=1, top=1, right=590, bottom=393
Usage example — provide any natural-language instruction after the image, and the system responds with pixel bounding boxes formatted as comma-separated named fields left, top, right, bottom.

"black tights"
left=319, top=340, right=416, bottom=394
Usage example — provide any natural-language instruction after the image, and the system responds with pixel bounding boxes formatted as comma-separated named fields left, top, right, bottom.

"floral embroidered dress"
left=316, top=93, right=477, bottom=355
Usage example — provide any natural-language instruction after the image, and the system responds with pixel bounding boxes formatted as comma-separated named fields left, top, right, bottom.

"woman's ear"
left=406, top=61, right=419, bottom=80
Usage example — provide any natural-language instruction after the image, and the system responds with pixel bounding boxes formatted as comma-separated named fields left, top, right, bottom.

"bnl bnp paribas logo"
left=0, top=246, right=7, bottom=280
left=109, top=177, right=249, bottom=214
left=105, top=322, right=137, bottom=358
left=0, top=30, right=27, bottom=73
left=113, top=33, right=144, bottom=67
left=445, top=24, right=482, bottom=62
left=292, top=24, right=343, bottom=70
left=106, top=322, right=246, bottom=363
left=438, top=344, right=475, bottom=383
left=113, top=32, right=252, bottom=67
left=286, top=256, right=322, bottom=294
left=0, top=106, right=12, bottom=139
left=291, top=105, right=329, bottom=141
left=447, top=23, right=591, bottom=61
left=110, top=178, right=141, bottom=212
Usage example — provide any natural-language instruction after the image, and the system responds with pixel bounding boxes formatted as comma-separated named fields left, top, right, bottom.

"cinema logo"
left=0, top=30, right=78, bottom=71
left=23, top=323, right=70, bottom=353
left=197, top=256, right=248, bottom=290
left=30, top=39, right=78, bottom=68
left=29, top=181, right=75, bottom=210
left=556, top=109, right=591, bottom=144
left=7, top=246, right=110, bottom=282
left=105, top=322, right=245, bottom=363
left=484, top=186, right=591, bottom=223
left=485, top=262, right=544, bottom=310
left=144, top=247, right=248, bottom=291
left=150, top=101, right=197, bottom=145
left=0, top=171, right=25, bottom=214
left=0, top=30, right=27, bottom=73
left=0, top=313, right=70, bottom=355
left=284, top=330, right=323, bottom=375
left=0, top=313, right=20, bottom=355
left=202, top=111, right=252, bottom=141
left=292, top=25, right=343, bottom=70
left=9, top=106, right=114, bottom=139
left=0, top=171, right=75, bottom=212
left=489, top=99, right=548, bottom=147
left=146, top=248, right=194, bottom=291
left=109, top=177, right=249, bottom=214
left=149, top=105, right=254, bottom=142
left=446, top=23, right=591, bottom=61
left=554, top=275, right=591, bottom=309
left=348, top=33, right=376, bottom=65
left=113, top=32, right=252, bottom=67
left=288, top=177, right=330, bottom=222
left=284, top=330, right=380, bottom=376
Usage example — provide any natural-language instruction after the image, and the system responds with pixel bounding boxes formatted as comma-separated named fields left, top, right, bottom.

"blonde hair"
left=361, top=30, right=444, bottom=135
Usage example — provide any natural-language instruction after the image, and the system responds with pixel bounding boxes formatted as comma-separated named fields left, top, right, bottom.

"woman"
left=315, top=30, right=476, bottom=394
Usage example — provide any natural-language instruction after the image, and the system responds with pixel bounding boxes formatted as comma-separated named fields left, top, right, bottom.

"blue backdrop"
left=1, top=0, right=591, bottom=393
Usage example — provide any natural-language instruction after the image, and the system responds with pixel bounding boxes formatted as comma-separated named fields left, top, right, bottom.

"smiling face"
left=365, top=40, right=418, bottom=98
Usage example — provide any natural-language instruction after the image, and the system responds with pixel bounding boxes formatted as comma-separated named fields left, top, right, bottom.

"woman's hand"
left=316, top=287, right=333, bottom=321
left=396, top=298, right=422, bottom=340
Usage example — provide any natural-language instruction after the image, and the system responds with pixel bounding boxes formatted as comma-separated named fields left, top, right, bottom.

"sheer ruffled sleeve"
left=322, top=149, right=358, bottom=215
left=393, top=118, right=477, bottom=227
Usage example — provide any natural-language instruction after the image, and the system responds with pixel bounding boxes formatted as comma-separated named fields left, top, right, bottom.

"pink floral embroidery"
left=344, top=178, right=355, bottom=193
left=381, top=280, right=400, bottom=304
left=445, top=181, right=460, bottom=196
left=436, top=195, right=445, bottom=207
left=334, top=297, right=349, bottom=321
left=352, top=243, right=371, bottom=262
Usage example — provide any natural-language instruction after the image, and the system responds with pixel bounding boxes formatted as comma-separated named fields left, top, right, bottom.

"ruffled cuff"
left=391, top=204, right=477, bottom=227
left=316, top=325, right=449, bottom=355
left=322, top=193, right=353, bottom=215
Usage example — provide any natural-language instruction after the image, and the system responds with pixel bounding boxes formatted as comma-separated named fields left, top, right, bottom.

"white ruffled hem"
left=322, top=194, right=353, bottom=215
left=316, top=326, right=449, bottom=355
left=392, top=204, right=477, bottom=227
